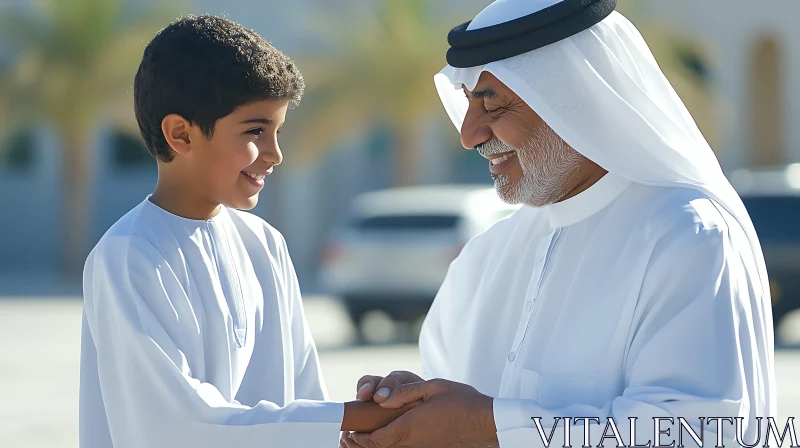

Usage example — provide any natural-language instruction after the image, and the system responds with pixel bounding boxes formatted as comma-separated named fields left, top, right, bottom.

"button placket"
left=512, top=229, right=562, bottom=364
left=207, top=220, right=248, bottom=348
left=505, top=229, right=560, bottom=367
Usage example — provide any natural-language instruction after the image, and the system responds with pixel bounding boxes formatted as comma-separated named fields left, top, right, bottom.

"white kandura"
left=420, top=173, right=774, bottom=447
left=79, top=197, right=344, bottom=448
left=422, top=1, right=776, bottom=447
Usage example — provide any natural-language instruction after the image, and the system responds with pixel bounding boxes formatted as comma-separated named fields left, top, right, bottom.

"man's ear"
left=161, top=114, right=193, bottom=155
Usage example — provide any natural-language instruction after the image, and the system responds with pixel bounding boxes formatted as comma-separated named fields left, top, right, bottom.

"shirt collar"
left=544, top=172, right=633, bottom=228
left=144, top=195, right=227, bottom=224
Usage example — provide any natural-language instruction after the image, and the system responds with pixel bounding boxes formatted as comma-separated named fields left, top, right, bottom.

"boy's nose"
left=261, top=144, right=282, bottom=166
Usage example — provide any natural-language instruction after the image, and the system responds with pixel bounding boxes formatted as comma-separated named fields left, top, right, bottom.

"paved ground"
left=1, top=297, right=798, bottom=448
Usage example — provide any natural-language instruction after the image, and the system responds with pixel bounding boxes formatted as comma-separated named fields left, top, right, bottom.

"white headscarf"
left=434, top=1, right=771, bottom=301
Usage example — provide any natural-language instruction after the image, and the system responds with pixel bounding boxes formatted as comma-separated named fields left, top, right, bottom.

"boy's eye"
left=247, top=128, right=264, bottom=137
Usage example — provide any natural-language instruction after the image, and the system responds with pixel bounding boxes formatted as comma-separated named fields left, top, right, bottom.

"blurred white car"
left=319, top=185, right=521, bottom=329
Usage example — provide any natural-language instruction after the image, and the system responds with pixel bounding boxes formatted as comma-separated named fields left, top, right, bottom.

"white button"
left=508, top=352, right=516, bottom=362
left=525, top=301, right=533, bottom=312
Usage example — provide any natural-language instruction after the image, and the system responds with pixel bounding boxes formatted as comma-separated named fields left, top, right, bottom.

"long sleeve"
left=492, top=217, right=774, bottom=448
left=80, top=235, right=343, bottom=448
left=280, top=234, right=331, bottom=401
left=419, top=296, right=449, bottom=381
left=419, top=251, right=467, bottom=381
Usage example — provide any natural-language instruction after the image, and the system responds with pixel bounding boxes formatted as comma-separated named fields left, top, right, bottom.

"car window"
left=741, top=196, right=800, bottom=244
left=351, top=215, right=461, bottom=231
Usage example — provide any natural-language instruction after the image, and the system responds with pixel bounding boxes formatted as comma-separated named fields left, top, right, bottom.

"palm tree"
left=0, top=0, right=176, bottom=275
left=285, top=0, right=458, bottom=187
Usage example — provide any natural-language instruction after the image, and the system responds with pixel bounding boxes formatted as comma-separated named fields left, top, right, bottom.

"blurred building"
left=638, top=0, right=800, bottom=171
left=0, top=0, right=491, bottom=289
left=1, top=0, right=798, bottom=290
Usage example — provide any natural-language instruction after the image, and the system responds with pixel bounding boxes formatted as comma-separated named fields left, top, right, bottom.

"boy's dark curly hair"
left=134, top=14, right=304, bottom=162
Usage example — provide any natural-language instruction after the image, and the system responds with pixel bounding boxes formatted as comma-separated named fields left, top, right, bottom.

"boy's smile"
left=241, top=169, right=270, bottom=188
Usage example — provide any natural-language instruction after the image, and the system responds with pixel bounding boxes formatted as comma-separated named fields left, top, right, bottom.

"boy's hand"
left=356, top=370, right=424, bottom=404
left=340, top=399, right=418, bottom=434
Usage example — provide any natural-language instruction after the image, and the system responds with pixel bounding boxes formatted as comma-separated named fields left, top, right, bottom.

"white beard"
left=480, top=127, right=583, bottom=207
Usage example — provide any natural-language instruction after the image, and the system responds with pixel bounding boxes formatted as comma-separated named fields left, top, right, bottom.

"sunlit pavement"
left=1, top=297, right=798, bottom=448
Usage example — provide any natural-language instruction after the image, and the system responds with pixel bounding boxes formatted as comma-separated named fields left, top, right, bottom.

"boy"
left=79, top=15, right=412, bottom=448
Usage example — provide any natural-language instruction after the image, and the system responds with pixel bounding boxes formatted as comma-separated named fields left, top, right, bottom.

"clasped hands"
left=339, top=371, right=499, bottom=448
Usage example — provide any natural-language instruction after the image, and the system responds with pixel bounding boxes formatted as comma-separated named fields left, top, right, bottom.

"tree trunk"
left=392, top=122, right=423, bottom=187
left=61, top=130, right=93, bottom=278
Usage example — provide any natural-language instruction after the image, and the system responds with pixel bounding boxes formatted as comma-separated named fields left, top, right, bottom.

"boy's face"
left=185, top=99, right=288, bottom=210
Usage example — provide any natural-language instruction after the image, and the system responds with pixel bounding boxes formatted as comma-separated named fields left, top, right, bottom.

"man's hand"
left=341, top=371, right=425, bottom=447
left=350, top=378, right=499, bottom=448
left=356, top=371, right=424, bottom=404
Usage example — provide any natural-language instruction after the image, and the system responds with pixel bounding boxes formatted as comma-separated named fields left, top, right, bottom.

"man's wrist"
left=472, top=395, right=499, bottom=447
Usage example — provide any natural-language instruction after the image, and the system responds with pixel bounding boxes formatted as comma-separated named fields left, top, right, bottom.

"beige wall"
left=633, top=0, right=800, bottom=170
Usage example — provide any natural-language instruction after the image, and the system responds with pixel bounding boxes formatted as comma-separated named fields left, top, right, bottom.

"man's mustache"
left=475, top=138, right=516, bottom=157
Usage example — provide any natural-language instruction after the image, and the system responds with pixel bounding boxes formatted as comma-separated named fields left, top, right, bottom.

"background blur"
left=2, top=0, right=800, bottom=447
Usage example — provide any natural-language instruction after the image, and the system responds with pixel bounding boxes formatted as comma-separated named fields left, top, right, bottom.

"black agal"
left=445, top=0, right=617, bottom=68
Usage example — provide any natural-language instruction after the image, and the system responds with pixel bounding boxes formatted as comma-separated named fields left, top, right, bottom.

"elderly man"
left=341, top=1, right=776, bottom=447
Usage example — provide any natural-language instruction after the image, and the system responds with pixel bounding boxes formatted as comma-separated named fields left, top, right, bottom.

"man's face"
left=460, top=72, right=585, bottom=207
left=186, top=99, right=288, bottom=210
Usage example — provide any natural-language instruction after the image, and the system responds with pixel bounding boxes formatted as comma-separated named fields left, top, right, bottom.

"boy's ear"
left=161, top=114, right=193, bottom=155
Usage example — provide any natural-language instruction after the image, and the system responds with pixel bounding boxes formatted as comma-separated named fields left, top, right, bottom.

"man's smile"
left=488, top=151, right=517, bottom=175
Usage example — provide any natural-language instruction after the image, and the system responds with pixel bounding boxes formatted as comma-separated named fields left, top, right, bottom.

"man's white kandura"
left=421, top=1, right=776, bottom=447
